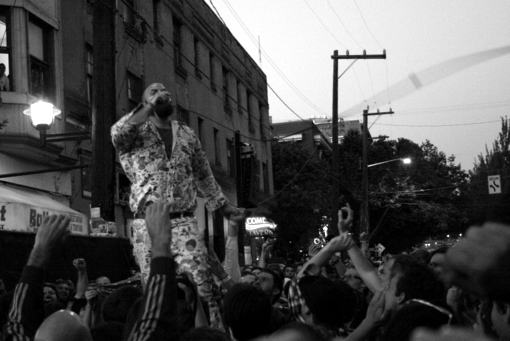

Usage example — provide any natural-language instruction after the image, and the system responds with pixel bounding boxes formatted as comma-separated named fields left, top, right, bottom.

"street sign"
left=488, top=175, right=501, bottom=194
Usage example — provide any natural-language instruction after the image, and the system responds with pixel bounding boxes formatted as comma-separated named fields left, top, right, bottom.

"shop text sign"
left=0, top=203, right=86, bottom=235
left=245, top=217, right=277, bottom=236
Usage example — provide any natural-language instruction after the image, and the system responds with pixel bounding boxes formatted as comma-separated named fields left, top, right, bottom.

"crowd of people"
left=0, top=203, right=509, bottom=340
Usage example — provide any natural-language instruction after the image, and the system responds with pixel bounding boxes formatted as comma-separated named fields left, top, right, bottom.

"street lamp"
left=361, top=157, right=412, bottom=237
left=23, top=100, right=90, bottom=147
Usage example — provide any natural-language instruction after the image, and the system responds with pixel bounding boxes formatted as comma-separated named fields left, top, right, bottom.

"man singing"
left=111, top=82, right=242, bottom=328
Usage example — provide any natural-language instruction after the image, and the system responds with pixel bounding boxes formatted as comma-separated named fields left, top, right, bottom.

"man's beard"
left=155, top=106, right=174, bottom=119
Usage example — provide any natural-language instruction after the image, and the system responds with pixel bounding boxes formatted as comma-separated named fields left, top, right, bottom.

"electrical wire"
left=327, top=0, right=363, bottom=49
left=373, top=120, right=501, bottom=128
left=303, top=0, right=347, bottom=50
left=352, top=0, right=384, bottom=50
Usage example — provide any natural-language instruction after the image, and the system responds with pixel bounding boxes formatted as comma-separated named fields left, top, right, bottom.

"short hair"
left=410, top=249, right=431, bottom=265
left=102, top=286, right=143, bottom=323
left=180, top=327, right=229, bottom=341
left=391, top=255, right=445, bottom=303
left=430, top=246, right=449, bottom=257
left=272, top=322, right=328, bottom=341
left=284, top=264, right=295, bottom=271
left=91, top=321, right=124, bottom=341
left=260, top=268, right=283, bottom=303
left=222, top=284, right=271, bottom=341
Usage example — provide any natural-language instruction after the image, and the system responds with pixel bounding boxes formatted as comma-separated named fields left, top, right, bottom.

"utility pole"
left=361, top=109, right=394, bottom=236
left=92, top=0, right=116, bottom=221
left=331, top=50, right=386, bottom=235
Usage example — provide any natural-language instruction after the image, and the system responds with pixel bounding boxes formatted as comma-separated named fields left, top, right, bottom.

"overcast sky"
left=206, top=0, right=510, bottom=171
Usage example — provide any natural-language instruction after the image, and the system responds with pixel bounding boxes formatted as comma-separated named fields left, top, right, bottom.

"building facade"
left=0, top=0, right=274, bottom=259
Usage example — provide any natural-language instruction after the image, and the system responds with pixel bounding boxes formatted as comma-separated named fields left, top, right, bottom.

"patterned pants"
left=132, top=216, right=223, bottom=329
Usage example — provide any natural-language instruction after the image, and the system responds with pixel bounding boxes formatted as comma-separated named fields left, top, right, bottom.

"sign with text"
left=488, top=175, right=501, bottom=194
left=0, top=203, right=87, bottom=235
left=245, top=216, right=277, bottom=236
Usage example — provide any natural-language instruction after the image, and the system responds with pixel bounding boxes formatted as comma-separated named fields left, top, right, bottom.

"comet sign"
left=245, top=217, right=277, bottom=236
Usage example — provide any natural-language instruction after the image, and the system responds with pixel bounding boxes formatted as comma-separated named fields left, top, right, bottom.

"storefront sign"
left=0, top=203, right=87, bottom=235
left=245, top=216, right=277, bottom=236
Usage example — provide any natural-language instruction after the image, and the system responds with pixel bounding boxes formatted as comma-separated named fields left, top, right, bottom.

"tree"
left=270, top=141, right=333, bottom=260
left=468, top=116, right=510, bottom=224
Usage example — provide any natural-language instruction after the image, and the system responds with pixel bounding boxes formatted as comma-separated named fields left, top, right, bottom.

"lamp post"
left=23, top=101, right=90, bottom=147
left=360, top=157, right=412, bottom=236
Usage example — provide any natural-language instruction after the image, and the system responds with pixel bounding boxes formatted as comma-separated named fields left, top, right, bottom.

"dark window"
left=198, top=117, right=204, bottom=144
left=152, top=0, right=160, bottom=33
left=173, top=18, right=182, bottom=67
left=0, top=7, right=12, bottom=91
left=29, top=15, right=54, bottom=102
left=247, top=91, right=254, bottom=132
left=223, top=67, right=232, bottom=115
left=254, top=159, right=261, bottom=190
left=214, top=128, right=221, bottom=166
left=194, top=37, right=201, bottom=76
left=227, top=138, right=235, bottom=176
left=85, top=44, right=93, bottom=106
left=209, top=53, right=216, bottom=91
left=177, top=105, right=189, bottom=125
left=123, top=0, right=136, bottom=26
left=127, top=72, right=142, bottom=111
left=263, top=162, right=269, bottom=194
left=259, top=105, right=265, bottom=138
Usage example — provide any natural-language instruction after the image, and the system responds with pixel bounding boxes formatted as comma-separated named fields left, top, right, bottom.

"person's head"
left=251, top=267, right=262, bottom=277
left=383, top=300, right=452, bottom=340
left=298, top=276, right=357, bottom=330
left=267, top=322, right=328, bottom=341
left=284, top=264, right=296, bottom=279
left=55, top=279, right=70, bottom=301
left=429, top=247, right=448, bottom=280
left=96, top=276, right=111, bottom=286
left=223, top=283, right=272, bottom=341
left=43, top=284, right=58, bottom=304
left=343, top=268, right=364, bottom=292
left=491, top=300, right=510, bottom=340
left=0, top=63, right=5, bottom=75
left=90, top=321, right=124, bottom=341
left=253, top=268, right=283, bottom=304
left=384, top=255, right=445, bottom=312
left=240, top=273, right=256, bottom=285
left=34, top=310, right=92, bottom=341
left=180, top=327, right=229, bottom=341
left=410, top=248, right=431, bottom=265
left=142, top=83, right=173, bottom=119
left=101, top=286, right=143, bottom=323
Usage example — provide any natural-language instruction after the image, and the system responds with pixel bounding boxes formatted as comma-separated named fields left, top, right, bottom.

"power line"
left=327, top=0, right=363, bottom=49
left=373, top=120, right=501, bottom=128
left=352, top=0, right=384, bottom=50
left=303, top=0, right=346, bottom=50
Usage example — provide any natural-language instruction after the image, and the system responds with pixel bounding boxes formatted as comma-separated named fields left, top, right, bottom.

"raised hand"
left=338, top=204, right=353, bottom=233
left=73, top=258, right=87, bottom=271
left=29, top=214, right=71, bottom=268
left=145, top=200, right=173, bottom=258
left=327, top=232, right=355, bottom=253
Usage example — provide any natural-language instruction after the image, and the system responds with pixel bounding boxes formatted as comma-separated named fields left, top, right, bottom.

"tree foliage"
left=467, top=116, right=510, bottom=224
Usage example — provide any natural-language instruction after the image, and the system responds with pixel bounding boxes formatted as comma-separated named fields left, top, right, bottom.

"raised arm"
left=4, top=214, right=71, bottom=341
left=130, top=201, right=179, bottom=341
left=222, top=207, right=246, bottom=283
left=339, top=205, right=383, bottom=293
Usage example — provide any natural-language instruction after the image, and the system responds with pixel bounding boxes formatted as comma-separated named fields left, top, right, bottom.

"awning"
left=0, top=182, right=88, bottom=235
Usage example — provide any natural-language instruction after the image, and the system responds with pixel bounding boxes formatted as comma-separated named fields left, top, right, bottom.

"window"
left=123, top=0, right=136, bottom=27
left=194, top=37, right=201, bottom=77
left=247, top=91, right=254, bottom=132
left=227, top=138, right=235, bottom=176
left=214, top=128, right=221, bottom=166
left=259, top=105, right=265, bottom=138
left=253, top=159, right=261, bottom=190
left=209, top=53, right=216, bottom=91
left=152, top=0, right=160, bottom=34
left=237, top=81, right=242, bottom=113
left=85, top=44, right=93, bottom=106
left=0, top=7, right=12, bottom=91
left=29, top=16, right=54, bottom=102
left=176, top=105, right=189, bottom=125
left=263, top=162, right=269, bottom=194
left=198, top=117, right=204, bottom=144
left=127, top=72, right=142, bottom=111
left=173, top=17, right=182, bottom=67
left=222, top=67, right=231, bottom=114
